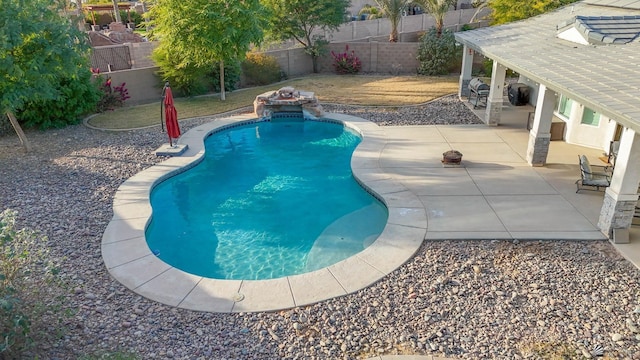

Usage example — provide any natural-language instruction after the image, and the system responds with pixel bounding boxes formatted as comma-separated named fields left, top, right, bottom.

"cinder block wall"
left=107, top=66, right=163, bottom=105
left=263, top=48, right=314, bottom=77
left=269, top=42, right=421, bottom=76
left=126, top=42, right=158, bottom=69
left=102, top=36, right=439, bottom=106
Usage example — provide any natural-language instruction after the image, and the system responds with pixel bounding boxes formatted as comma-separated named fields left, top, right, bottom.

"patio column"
left=526, top=84, right=555, bottom=166
left=598, top=127, right=640, bottom=238
left=484, top=61, right=506, bottom=126
left=458, top=45, right=474, bottom=98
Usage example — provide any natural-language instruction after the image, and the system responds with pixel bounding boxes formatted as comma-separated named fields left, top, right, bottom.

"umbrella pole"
left=161, top=82, right=168, bottom=132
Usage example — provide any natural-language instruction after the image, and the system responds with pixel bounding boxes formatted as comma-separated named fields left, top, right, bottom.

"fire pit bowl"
left=442, top=150, right=463, bottom=166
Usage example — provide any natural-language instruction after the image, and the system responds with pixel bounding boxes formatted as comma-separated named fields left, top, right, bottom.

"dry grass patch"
left=86, top=74, right=458, bottom=130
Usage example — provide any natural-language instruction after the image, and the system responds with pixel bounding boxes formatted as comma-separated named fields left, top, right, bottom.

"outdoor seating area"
left=576, top=154, right=611, bottom=193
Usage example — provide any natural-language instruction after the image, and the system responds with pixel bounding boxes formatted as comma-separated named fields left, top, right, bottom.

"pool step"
left=304, top=204, right=386, bottom=271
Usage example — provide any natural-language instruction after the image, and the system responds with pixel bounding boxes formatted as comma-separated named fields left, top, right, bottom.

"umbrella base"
left=155, top=143, right=188, bottom=157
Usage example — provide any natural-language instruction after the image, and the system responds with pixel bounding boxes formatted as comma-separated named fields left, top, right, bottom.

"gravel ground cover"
left=1, top=95, right=639, bottom=359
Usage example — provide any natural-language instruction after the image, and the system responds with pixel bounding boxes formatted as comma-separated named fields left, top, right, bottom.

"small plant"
left=331, top=45, right=362, bottom=75
left=241, top=53, right=283, bottom=86
left=93, top=68, right=131, bottom=112
left=0, top=209, right=69, bottom=359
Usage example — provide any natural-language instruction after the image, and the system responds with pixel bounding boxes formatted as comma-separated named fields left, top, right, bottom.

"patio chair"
left=607, top=140, right=620, bottom=167
left=576, top=155, right=611, bottom=193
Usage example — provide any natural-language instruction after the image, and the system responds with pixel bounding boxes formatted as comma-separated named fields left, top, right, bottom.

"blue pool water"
left=146, top=118, right=388, bottom=280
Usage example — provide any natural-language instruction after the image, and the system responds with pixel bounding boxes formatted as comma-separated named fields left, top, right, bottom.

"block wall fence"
left=98, top=6, right=491, bottom=104
left=114, top=40, right=430, bottom=104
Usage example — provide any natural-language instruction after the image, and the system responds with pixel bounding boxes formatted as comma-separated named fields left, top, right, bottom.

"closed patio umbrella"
left=163, top=85, right=180, bottom=146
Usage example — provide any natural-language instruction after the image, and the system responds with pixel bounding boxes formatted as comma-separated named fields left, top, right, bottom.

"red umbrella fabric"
left=164, top=86, right=180, bottom=146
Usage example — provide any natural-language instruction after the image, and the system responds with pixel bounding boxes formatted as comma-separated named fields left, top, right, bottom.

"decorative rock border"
left=101, top=113, right=427, bottom=312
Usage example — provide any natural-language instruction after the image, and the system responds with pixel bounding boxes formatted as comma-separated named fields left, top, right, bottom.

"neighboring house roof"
left=557, top=15, right=640, bottom=44
left=455, top=0, right=640, bottom=131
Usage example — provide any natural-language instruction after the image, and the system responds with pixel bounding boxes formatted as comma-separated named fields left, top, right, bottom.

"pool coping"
left=101, top=113, right=427, bottom=312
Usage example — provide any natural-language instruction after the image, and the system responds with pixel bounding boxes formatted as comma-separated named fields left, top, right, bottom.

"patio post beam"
left=484, top=61, right=506, bottom=126
left=458, top=45, right=474, bottom=98
left=526, top=84, right=555, bottom=166
left=598, top=128, right=640, bottom=238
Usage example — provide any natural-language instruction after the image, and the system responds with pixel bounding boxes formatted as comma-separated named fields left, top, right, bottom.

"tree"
left=262, top=0, right=349, bottom=73
left=375, top=0, right=409, bottom=42
left=112, top=0, right=121, bottom=23
left=488, top=0, right=578, bottom=24
left=416, top=0, right=456, bottom=36
left=0, top=0, right=94, bottom=151
left=148, top=0, right=268, bottom=100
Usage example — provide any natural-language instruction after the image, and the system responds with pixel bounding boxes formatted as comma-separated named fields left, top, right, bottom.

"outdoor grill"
left=468, top=78, right=490, bottom=109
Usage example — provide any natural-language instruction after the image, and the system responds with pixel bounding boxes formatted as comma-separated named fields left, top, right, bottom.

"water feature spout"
left=253, top=86, right=324, bottom=119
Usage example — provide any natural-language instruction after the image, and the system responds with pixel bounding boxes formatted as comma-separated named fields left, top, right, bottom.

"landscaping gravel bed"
left=1, top=96, right=639, bottom=359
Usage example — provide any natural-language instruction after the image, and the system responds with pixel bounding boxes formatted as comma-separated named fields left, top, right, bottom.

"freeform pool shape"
left=101, top=113, right=427, bottom=312
left=146, top=118, right=388, bottom=280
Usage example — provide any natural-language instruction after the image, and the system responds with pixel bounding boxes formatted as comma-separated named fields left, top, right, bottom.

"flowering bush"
left=92, top=68, right=130, bottom=112
left=331, top=45, right=362, bottom=74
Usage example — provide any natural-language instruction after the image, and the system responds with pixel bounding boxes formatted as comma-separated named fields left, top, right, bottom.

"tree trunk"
left=390, top=28, right=398, bottom=42
left=112, top=0, right=121, bottom=23
left=6, top=111, right=31, bottom=152
left=312, top=56, right=319, bottom=73
left=219, top=61, right=226, bottom=101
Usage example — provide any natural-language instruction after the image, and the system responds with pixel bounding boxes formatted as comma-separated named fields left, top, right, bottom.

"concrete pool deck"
left=102, top=107, right=615, bottom=313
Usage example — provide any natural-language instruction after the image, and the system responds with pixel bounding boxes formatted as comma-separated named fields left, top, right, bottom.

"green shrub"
left=153, top=46, right=240, bottom=96
left=208, top=61, right=241, bottom=93
left=0, top=209, right=69, bottom=359
left=119, top=10, right=144, bottom=26
left=152, top=45, right=206, bottom=95
left=17, top=69, right=101, bottom=129
left=416, top=28, right=461, bottom=76
left=241, top=53, right=283, bottom=86
left=481, top=58, right=518, bottom=78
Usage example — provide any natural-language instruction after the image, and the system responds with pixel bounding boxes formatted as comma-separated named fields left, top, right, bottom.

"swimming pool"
left=103, top=113, right=427, bottom=312
left=146, top=118, right=388, bottom=280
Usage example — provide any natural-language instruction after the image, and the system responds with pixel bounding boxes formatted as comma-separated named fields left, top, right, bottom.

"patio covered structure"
left=455, top=0, right=640, bottom=240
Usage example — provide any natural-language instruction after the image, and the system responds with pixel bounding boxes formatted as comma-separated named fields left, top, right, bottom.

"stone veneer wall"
left=598, top=193, right=637, bottom=237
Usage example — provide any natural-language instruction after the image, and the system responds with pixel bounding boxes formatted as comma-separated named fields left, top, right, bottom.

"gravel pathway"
left=1, top=95, right=639, bottom=359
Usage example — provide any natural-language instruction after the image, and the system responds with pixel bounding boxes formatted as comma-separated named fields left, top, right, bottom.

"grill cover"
left=508, top=83, right=530, bottom=106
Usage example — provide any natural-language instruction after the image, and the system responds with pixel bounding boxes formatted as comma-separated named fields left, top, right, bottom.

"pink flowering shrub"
left=330, top=45, right=362, bottom=74
left=92, top=68, right=130, bottom=112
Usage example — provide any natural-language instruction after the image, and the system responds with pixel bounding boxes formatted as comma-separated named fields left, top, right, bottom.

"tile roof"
left=455, top=0, right=640, bottom=130
left=568, top=15, right=640, bottom=44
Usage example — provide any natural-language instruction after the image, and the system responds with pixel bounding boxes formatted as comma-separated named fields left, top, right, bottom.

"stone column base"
left=598, top=191, right=637, bottom=237
left=526, top=132, right=551, bottom=166
left=459, top=78, right=471, bottom=98
left=484, top=98, right=502, bottom=126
